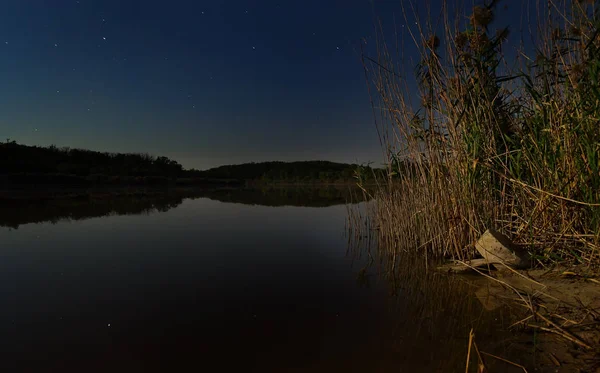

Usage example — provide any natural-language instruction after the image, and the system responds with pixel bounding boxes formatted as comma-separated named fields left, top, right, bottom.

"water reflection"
left=1, top=191, right=532, bottom=372
left=0, top=186, right=366, bottom=228
left=0, top=194, right=380, bottom=372
left=0, top=193, right=184, bottom=229
left=347, top=223, right=536, bottom=372
left=200, top=186, right=365, bottom=207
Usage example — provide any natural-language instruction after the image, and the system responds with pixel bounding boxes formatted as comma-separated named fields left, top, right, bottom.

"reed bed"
left=357, top=0, right=600, bottom=268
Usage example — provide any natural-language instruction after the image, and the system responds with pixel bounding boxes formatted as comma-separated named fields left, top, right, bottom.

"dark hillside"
left=0, top=141, right=381, bottom=189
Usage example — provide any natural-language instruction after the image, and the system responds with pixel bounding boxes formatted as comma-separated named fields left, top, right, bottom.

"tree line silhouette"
left=195, top=160, right=382, bottom=184
left=0, top=141, right=382, bottom=188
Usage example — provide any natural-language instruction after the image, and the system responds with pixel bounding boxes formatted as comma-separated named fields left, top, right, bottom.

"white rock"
left=475, top=229, right=530, bottom=269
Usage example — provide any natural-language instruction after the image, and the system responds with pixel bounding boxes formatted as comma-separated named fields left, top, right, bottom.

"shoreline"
left=439, top=261, right=600, bottom=371
left=0, top=183, right=366, bottom=201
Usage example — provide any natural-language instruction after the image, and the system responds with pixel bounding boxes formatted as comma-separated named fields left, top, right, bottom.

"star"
left=54, top=43, right=58, bottom=47
left=103, top=37, right=106, bottom=40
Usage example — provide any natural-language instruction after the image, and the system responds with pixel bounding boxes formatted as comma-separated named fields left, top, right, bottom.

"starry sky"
left=0, top=1, right=523, bottom=170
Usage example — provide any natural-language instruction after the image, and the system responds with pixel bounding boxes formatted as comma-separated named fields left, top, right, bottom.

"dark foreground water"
left=0, top=189, right=529, bottom=372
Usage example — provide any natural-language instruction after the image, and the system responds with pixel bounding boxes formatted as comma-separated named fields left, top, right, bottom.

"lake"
left=0, top=189, right=530, bottom=372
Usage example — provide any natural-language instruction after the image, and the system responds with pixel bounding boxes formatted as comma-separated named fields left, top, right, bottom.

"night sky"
left=0, top=1, right=521, bottom=169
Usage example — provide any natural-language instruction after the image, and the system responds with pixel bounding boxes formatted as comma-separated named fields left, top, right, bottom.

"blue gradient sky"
left=0, top=1, right=523, bottom=169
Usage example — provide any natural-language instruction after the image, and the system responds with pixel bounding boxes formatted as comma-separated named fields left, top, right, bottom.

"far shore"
left=0, top=182, right=368, bottom=202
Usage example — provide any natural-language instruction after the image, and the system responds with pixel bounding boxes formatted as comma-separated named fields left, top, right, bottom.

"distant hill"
left=193, top=161, right=382, bottom=184
left=0, top=141, right=382, bottom=188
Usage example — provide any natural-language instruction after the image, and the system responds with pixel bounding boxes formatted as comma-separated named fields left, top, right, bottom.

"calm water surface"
left=0, top=191, right=525, bottom=372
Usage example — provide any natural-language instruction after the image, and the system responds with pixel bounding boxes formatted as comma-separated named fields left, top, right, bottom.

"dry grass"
left=348, top=3, right=600, bottom=368
left=357, top=0, right=600, bottom=268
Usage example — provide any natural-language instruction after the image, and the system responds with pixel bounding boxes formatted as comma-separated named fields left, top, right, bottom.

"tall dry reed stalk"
left=359, top=0, right=600, bottom=267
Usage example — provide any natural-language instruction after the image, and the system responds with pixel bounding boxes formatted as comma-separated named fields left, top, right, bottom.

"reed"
left=359, top=0, right=600, bottom=267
